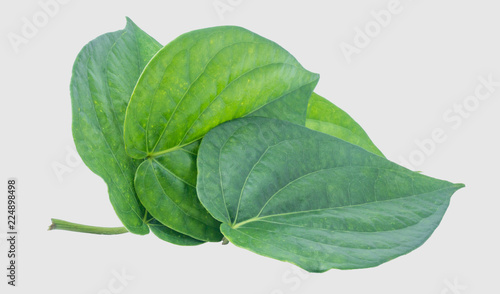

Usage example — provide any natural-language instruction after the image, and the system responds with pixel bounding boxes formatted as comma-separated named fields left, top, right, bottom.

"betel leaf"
left=133, top=140, right=223, bottom=242
left=197, top=117, right=463, bottom=272
left=70, top=18, right=159, bottom=234
left=306, top=93, right=384, bottom=157
left=148, top=217, right=204, bottom=246
left=124, top=26, right=320, bottom=242
left=70, top=18, right=198, bottom=245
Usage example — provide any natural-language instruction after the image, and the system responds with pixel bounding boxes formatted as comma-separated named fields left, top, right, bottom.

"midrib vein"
left=231, top=185, right=456, bottom=229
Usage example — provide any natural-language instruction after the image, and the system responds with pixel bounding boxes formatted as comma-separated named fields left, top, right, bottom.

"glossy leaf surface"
left=125, top=26, right=319, bottom=241
left=197, top=117, right=463, bottom=272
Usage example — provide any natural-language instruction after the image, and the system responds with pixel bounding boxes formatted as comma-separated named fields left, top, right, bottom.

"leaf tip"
left=125, top=16, right=137, bottom=29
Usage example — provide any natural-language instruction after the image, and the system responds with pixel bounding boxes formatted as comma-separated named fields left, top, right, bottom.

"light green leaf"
left=197, top=117, right=463, bottom=272
left=70, top=18, right=198, bottom=244
left=306, top=93, right=384, bottom=157
left=125, top=26, right=319, bottom=241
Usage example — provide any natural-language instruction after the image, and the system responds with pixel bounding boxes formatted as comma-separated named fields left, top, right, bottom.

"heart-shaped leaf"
left=197, top=117, right=463, bottom=272
left=306, top=93, right=384, bottom=157
left=70, top=18, right=162, bottom=234
left=71, top=19, right=203, bottom=245
left=125, top=26, right=319, bottom=241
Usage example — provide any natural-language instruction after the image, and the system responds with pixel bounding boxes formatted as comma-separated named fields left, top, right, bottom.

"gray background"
left=1, top=0, right=498, bottom=293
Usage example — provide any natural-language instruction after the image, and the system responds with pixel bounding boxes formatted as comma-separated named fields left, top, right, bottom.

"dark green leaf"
left=125, top=26, right=319, bottom=241
left=134, top=141, right=222, bottom=242
left=148, top=218, right=204, bottom=246
left=197, top=117, right=463, bottom=272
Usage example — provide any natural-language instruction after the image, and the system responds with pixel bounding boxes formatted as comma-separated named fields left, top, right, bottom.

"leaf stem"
left=48, top=218, right=129, bottom=235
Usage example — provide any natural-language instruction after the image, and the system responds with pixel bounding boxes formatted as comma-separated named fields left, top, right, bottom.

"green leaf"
left=306, top=93, right=384, bottom=157
left=71, top=18, right=158, bottom=234
left=71, top=18, right=205, bottom=243
left=148, top=218, right=204, bottom=246
left=125, top=26, right=319, bottom=242
left=69, top=18, right=167, bottom=238
left=134, top=141, right=222, bottom=242
left=197, top=117, right=463, bottom=272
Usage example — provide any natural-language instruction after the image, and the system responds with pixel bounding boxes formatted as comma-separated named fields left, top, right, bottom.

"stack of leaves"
left=50, top=18, right=463, bottom=272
